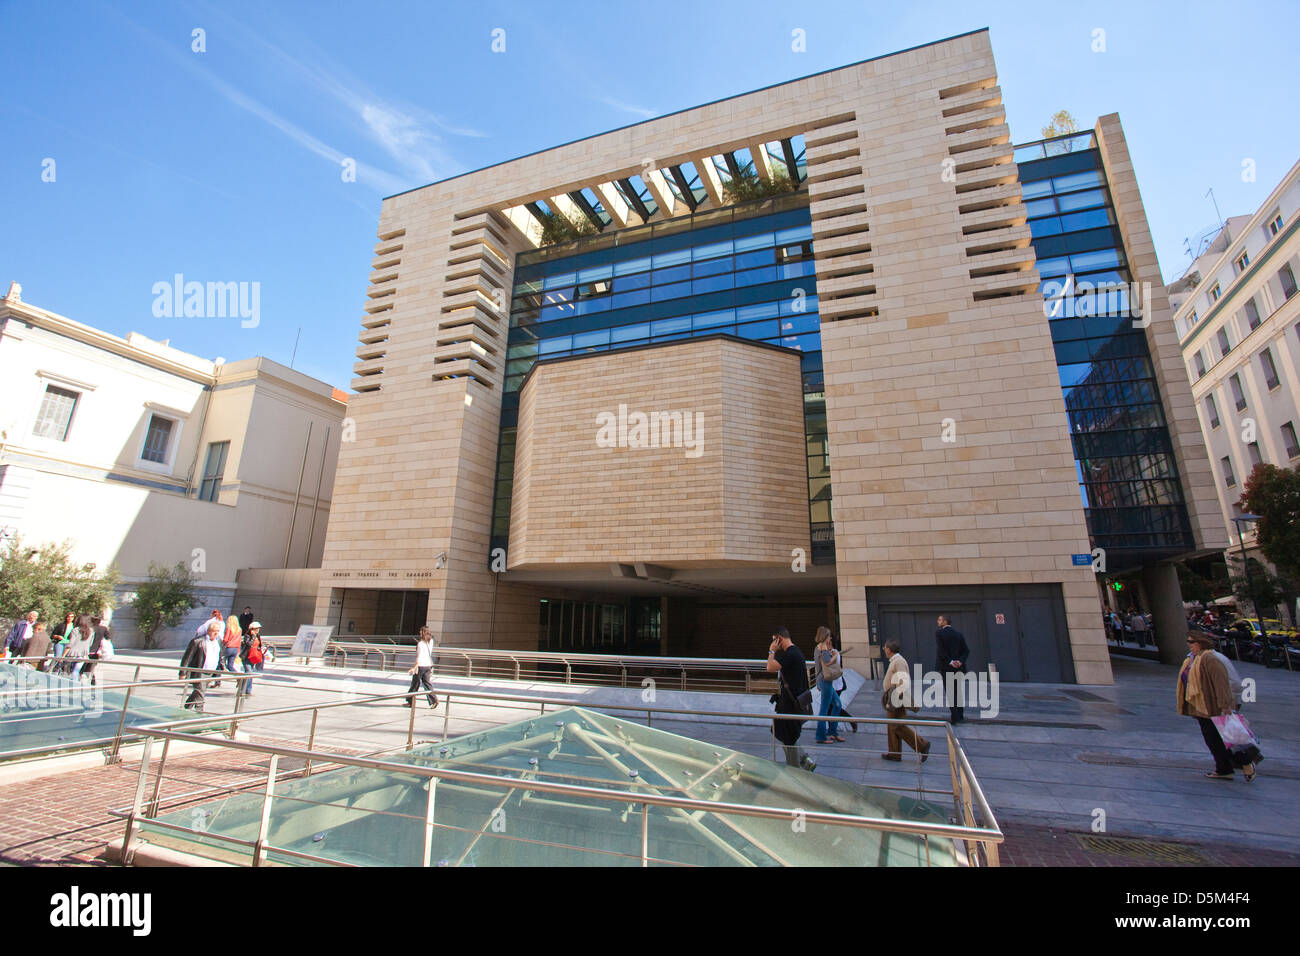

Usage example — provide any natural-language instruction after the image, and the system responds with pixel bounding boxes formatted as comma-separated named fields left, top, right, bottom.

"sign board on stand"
left=290, top=625, right=334, bottom=661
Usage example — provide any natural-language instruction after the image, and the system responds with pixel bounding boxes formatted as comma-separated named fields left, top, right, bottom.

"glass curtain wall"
left=1016, top=133, right=1195, bottom=562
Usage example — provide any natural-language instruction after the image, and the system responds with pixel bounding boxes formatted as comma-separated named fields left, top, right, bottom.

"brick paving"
left=0, top=736, right=360, bottom=866
left=998, top=821, right=1300, bottom=867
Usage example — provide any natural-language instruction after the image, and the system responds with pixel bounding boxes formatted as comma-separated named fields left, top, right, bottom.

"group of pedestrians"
left=3, top=610, right=113, bottom=680
left=178, top=607, right=267, bottom=710
left=767, top=619, right=958, bottom=772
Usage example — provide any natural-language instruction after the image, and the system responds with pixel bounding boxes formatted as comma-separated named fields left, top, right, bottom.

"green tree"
left=1226, top=553, right=1296, bottom=619
left=131, top=561, right=201, bottom=649
left=0, top=534, right=120, bottom=626
left=1042, top=109, right=1078, bottom=139
left=722, top=167, right=795, bottom=204
left=1240, top=464, right=1300, bottom=581
left=537, top=209, right=598, bottom=246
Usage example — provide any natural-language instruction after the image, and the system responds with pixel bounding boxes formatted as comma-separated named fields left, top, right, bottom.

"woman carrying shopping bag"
left=1177, top=631, right=1256, bottom=782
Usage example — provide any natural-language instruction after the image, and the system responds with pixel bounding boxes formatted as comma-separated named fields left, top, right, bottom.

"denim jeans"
left=221, top=646, right=239, bottom=672
left=815, top=679, right=842, bottom=742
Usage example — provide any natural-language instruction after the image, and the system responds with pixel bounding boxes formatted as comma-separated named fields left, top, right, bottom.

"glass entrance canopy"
left=141, top=707, right=960, bottom=866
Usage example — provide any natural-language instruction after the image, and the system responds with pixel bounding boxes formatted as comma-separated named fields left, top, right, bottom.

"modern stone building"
left=0, top=283, right=348, bottom=646
left=316, top=29, right=1224, bottom=680
left=1169, top=158, right=1300, bottom=612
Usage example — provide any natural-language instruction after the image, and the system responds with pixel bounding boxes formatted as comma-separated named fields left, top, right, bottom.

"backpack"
left=247, top=641, right=264, bottom=665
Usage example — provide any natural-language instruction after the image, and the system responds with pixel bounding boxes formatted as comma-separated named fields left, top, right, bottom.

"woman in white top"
left=404, top=627, right=439, bottom=709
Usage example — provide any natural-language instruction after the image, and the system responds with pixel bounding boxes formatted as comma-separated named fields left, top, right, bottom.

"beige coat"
left=1176, top=651, right=1234, bottom=718
left=882, top=653, right=913, bottom=710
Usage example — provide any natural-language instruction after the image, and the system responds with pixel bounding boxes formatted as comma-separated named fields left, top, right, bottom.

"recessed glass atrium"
left=491, top=192, right=833, bottom=562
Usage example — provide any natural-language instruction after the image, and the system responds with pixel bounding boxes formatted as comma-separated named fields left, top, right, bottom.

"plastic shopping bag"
left=1212, top=713, right=1258, bottom=750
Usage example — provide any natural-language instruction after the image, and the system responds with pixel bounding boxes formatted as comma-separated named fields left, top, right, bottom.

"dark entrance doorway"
left=866, top=583, right=1074, bottom=683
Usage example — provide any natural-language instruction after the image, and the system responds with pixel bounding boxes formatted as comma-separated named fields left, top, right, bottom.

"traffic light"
left=1111, top=581, right=1125, bottom=592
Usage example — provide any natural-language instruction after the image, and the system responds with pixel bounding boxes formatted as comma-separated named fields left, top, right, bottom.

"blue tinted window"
left=737, top=301, right=780, bottom=322
left=573, top=329, right=610, bottom=349
left=1060, top=208, right=1111, bottom=231
left=654, top=264, right=691, bottom=285
left=1070, top=249, right=1121, bottom=272
left=734, top=231, right=775, bottom=252
left=1020, top=179, right=1053, bottom=199
left=780, top=312, right=821, bottom=335
left=1057, top=189, right=1106, bottom=213
left=1031, top=218, right=1063, bottom=238
left=776, top=224, right=814, bottom=244
left=611, top=289, right=651, bottom=310
left=651, top=281, right=691, bottom=302
left=1053, top=170, right=1103, bottom=192
left=781, top=293, right=819, bottom=316
left=693, top=273, right=734, bottom=294
left=611, top=323, right=650, bottom=342
left=735, top=265, right=778, bottom=287
left=577, top=264, right=613, bottom=283
left=615, top=272, right=652, bottom=291
left=693, top=308, right=736, bottom=329
left=652, top=248, right=691, bottom=268
left=693, top=257, right=733, bottom=278
left=539, top=336, right=572, bottom=355
left=734, top=249, right=774, bottom=270
left=1036, top=256, right=1071, bottom=277
left=737, top=320, right=779, bottom=339
left=778, top=260, right=817, bottom=280
left=651, top=316, right=691, bottom=336
left=614, top=256, right=652, bottom=276
left=693, top=240, right=733, bottom=260
left=779, top=333, right=821, bottom=352
left=542, top=272, right=576, bottom=290
left=1025, top=198, right=1057, bottom=218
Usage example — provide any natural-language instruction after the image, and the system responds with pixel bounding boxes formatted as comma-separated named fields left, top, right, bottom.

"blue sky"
left=5, top=0, right=1298, bottom=390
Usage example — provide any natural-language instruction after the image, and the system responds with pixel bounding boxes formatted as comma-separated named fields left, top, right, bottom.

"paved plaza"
left=3, top=650, right=1297, bottom=865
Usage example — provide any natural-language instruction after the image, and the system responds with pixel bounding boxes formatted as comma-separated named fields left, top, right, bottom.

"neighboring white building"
left=1170, top=159, right=1300, bottom=601
left=0, top=282, right=348, bottom=646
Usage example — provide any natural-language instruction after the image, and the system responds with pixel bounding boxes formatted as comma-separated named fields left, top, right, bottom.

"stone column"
left=1143, top=561, right=1188, bottom=665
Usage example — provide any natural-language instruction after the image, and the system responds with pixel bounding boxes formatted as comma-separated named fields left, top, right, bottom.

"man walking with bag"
left=766, top=626, right=815, bottom=771
left=1177, top=631, right=1256, bottom=781
left=881, top=639, right=930, bottom=762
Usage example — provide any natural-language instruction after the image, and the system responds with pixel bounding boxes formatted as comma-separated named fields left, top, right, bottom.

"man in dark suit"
left=935, top=615, right=970, bottom=724
left=238, top=607, right=255, bottom=634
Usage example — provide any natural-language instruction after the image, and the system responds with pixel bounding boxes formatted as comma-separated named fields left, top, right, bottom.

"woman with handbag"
left=812, top=626, right=846, bottom=744
left=1177, top=631, right=1256, bottom=781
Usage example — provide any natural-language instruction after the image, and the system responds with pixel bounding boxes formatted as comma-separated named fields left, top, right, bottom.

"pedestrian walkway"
left=4, top=649, right=1296, bottom=863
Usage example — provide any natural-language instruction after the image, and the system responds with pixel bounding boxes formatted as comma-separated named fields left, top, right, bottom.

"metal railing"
left=110, top=683, right=1002, bottom=867
left=263, top=637, right=821, bottom=694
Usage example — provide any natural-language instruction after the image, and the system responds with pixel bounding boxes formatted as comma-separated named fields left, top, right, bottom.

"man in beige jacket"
left=881, top=639, right=929, bottom=762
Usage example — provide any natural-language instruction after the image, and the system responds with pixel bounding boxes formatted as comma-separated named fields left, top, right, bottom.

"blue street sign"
left=1071, top=553, right=1093, bottom=566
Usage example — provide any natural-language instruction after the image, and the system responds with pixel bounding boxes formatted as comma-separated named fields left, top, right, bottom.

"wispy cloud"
left=101, top=4, right=406, bottom=201
left=593, top=95, right=658, bottom=120
left=191, top=0, right=481, bottom=184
